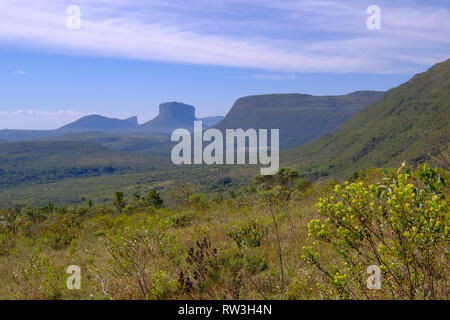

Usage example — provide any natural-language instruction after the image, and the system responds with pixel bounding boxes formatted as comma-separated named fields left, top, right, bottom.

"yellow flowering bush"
left=302, top=163, right=449, bottom=299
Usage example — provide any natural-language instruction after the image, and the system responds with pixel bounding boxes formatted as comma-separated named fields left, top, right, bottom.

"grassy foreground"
left=0, top=163, right=448, bottom=300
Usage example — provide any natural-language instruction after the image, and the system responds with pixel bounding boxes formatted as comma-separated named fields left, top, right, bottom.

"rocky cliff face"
left=139, top=102, right=197, bottom=134
left=214, top=91, right=385, bottom=149
left=156, top=102, right=196, bottom=122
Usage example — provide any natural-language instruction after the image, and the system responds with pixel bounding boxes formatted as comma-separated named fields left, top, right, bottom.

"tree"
left=254, top=167, right=300, bottom=193
left=146, top=189, right=164, bottom=208
left=255, top=167, right=300, bottom=293
left=113, top=191, right=126, bottom=212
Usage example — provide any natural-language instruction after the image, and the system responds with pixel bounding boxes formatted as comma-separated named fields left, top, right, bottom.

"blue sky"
left=0, top=0, right=449, bottom=129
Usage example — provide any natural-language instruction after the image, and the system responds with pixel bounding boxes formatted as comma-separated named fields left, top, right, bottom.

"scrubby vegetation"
left=0, top=140, right=254, bottom=205
left=0, top=162, right=448, bottom=300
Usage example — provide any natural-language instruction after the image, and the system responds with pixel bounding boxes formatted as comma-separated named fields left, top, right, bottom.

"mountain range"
left=0, top=102, right=224, bottom=142
left=214, top=91, right=385, bottom=149
left=0, top=92, right=383, bottom=150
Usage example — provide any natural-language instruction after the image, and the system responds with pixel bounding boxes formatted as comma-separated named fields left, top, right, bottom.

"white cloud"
left=0, top=0, right=448, bottom=73
left=242, top=73, right=298, bottom=80
left=0, top=109, right=144, bottom=130
left=0, top=109, right=86, bottom=130
left=0, top=109, right=84, bottom=117
left=12, top=70, right=26, bottom=75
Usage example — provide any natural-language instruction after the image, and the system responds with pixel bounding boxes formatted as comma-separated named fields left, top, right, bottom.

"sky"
left=0, top=0, right=449, bottom=129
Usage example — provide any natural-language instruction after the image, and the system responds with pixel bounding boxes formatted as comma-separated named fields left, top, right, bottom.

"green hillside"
left=282, top=59, right=450, bottom=178
left=215, top=91, right=384, bottom=149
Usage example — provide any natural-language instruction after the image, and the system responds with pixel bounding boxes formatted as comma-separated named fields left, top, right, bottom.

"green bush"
left=169, top=212, right=194, bottom=227
left=113, top=192, right=126, bottom=212
left=43, top=214, right=79, bottom=250
left=227, top=221, right=268, bottom=250
left=302, top=163, right=449, bottom=299
left=106, top=221, right=181, bottom=299
left=146, top=189, right=164, bottom=209
left=188, top=194, right=210, bottom=211
left=13, top=249, right=64, bottom=299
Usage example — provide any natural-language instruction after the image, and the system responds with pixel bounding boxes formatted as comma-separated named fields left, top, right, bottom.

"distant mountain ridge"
left=214, top=90, right=385, bottom=149
left=58, top=115, right=139, bottom=132
left=138, top=102, right=224, bottom=133
left=0, top=92, right=381, bottom=145
left=0, top=103, right=224, bottom=141
left=0, top=115, right=141, bottom=142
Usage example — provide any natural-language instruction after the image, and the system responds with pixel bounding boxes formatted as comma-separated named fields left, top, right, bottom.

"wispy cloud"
left=0, top=0, right=448, bottom=74
left=242, top=73, right=298, bottom=80
left=0, top=109, right=86, bottom=130
left=0, top=109, right=142, bottom=130
left=12, top=70, right=26, bottom=75
left=0, top=109, right=84, bottom=117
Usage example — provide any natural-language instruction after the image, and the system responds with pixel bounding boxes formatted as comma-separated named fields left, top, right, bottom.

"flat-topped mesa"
left=157, top=102, right=196, bottom=122
left=213, top=91, right=385, bottom=149
left=138, top=102, right=197, bottom=134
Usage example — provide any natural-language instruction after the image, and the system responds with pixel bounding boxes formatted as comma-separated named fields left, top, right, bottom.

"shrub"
left=12, top=249, right=64, bottom=299
left=244, top=251, right=268, bottom=275
left=0, top=207, right=20, bottom=235
left=167, top=184, right=194, bottom=208
left=0, top=233, right=16, bottom=256
left=188, top=194, right=210, bottom=211
left=178, top=237, right=218, bottom=297
left=255, top=167, right=300, bottom=192
left=23, top=206, right=47, bottom=224
left=113, top=192, right=126, bottom=212
left=302, top=163, right=449, bottom=299
left=169, top=212, right=194, bottom=227
left=151, top=270, right=177, bottom=299
left=227, top=221, right=268, bottom=250
left=106, top=221, right=180, bottom=299
left=146, top=189, right=164, bottom=209
left=43, top=214, right=79, bottom=250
